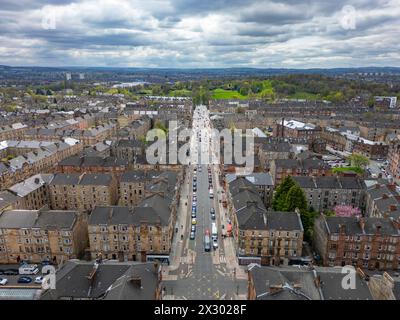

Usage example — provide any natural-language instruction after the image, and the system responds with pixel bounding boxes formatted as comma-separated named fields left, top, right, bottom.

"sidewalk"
left=212, top=165, right=247, bottom=280
left=168, top=166, right=191, bottom=271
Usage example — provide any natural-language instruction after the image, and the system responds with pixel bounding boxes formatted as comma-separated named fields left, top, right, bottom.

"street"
left=162, top=105, right=247, bottom=300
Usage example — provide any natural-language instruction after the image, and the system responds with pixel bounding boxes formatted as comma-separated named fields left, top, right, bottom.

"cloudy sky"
left=0, top=0, right=399, bottom=68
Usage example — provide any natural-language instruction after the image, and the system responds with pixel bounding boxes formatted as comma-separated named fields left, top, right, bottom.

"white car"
left=0, top=278, right=8, bottom=285
left=212, top=238, right=218, bottom=250
left=34, top=276, right=44, bottom=284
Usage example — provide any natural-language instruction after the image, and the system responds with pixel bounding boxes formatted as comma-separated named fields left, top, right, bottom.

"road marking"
left=216, top=269, right=225, bottom=277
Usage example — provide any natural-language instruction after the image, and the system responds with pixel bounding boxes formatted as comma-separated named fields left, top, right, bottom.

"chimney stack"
left=382, top=193, right=389, bottom=199
left=359, top=217, right=365, bottom=233
left=389, top=204, right=398, bottom=212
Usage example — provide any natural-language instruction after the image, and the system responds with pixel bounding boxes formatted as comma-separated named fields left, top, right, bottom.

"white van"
left=209, top=188, right=214, bottom=199
left=211, top=222, right=218, bottom=240
left=19, top=264, right=39, bottom=275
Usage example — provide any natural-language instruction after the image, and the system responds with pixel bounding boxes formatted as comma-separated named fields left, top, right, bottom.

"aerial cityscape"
left=1, top=0, right=400, bottom=305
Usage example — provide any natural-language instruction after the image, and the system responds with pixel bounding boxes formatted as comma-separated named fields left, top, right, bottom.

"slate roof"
left=8, top=174, right=53, bottom=197
left=0, top=209, right=77, bottom=229
left=315, top=267, right=373, bottom=300
left=324, top=216, right=399, bottom=235
left=49, top=173, right=81, bottom=185
left=0, top=191, right=20, bottom=210
left=248, top=265, right=320, bottom=300
left=226, top=173, right=274, bottom=186
left=79, top=173, right=113, bottom=186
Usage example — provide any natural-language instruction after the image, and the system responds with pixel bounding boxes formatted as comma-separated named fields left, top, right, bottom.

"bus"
left=211, top=222, right=217, bottom=240
left=204, top=234, right=211, bottom=252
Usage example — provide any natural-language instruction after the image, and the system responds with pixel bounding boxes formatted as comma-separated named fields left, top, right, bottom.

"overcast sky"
left=0, top=0, right=399, bottom=68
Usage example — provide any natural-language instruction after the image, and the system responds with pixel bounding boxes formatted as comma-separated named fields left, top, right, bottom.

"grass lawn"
left=168, top=89, right=192, bottom=97
left=332, top=166, right=364, bottom=174
left=288, top=91, right=321, bottom=100
left=212, top=88, right=246, bottom=99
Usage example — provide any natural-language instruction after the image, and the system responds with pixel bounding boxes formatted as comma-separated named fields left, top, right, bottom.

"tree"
left=347, top=153, right=369, bottom=168
left=154, top=120, right=168, bottom=135
left=272, top=176, right=315, bottom=241
left=302, top=207, right=317, bottom=241
left=284, top=185, right=307, bottom=212
left=272, top=176, right=296, bottom=211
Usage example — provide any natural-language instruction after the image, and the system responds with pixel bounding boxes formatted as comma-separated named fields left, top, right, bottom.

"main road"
left=162, top=105, right=247, bottom=300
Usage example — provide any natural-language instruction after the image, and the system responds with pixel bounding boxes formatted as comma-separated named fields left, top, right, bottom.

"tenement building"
left=226, top=177, right=304, bottom=266
left=314, top=215, right=400, bottom=270
left=292, top=176, right=365, bottom=212
left=49, top=173, right=118, bottom=211
left=88, top=194, right=174, bottom=262
left=0, top=208, right=88, bottom=264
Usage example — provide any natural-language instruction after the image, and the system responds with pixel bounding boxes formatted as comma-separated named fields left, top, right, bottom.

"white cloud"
left=0, top=0, right=399, bottom=67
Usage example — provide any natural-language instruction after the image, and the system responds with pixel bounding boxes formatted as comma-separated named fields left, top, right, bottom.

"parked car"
left=191, top=218, right=197, bottom=225
left=0, top=278, right=8, bottom=285
left=3, top=269, right=18, bottom=276
left=212, top=238, right=219, bottom=250
left=190, top=232, right=196, bottom=240
left=34, top=276, right=44, bottom=284
left=19, top=264, right=39, bottom=275
left=191, top=225, right=196, bottom=232
left=17, top=276, right=32, bottom=284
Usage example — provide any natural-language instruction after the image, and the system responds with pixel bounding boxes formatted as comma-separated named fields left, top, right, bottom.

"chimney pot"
left=359, top=217, right=365, bottom=232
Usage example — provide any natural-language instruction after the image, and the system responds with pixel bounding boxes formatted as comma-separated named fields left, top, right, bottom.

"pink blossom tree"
left=333, top=205, right=361, bottom=217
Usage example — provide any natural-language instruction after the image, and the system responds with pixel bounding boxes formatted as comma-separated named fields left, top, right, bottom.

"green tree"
left=154, top=120, right=168, bottom=134
left=272, top=176, right=296, bottom=211
left=347, top=153, right=369, bottom=168
left=284, top=185, right=307, bottom=212
left=3, top=104, right=17, bottom=112
left=272, top=176, right=316, bottom=241
left=302, top=207, right=317, bottom=241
